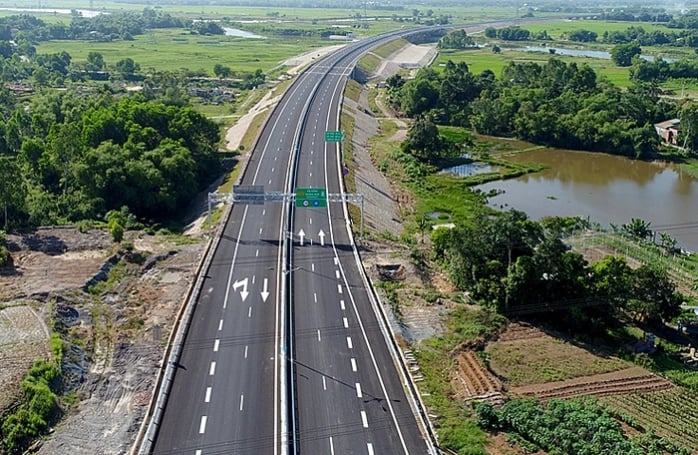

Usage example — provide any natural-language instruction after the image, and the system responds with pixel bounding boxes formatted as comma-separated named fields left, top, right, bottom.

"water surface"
left=476, top=149, right=698, bottom=250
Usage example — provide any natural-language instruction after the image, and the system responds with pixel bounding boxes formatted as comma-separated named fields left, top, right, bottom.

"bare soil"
left=0, top=227, right=203, bottom=455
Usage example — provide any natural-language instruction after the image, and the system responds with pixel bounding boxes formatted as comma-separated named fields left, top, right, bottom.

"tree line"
left=431, top=210, right=682, bottom=327
left=388, top=57, right=675, bottom=159
left=0, top=90, right=221, bottom=229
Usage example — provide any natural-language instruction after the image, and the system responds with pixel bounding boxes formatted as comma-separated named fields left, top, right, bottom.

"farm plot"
left=487, top=324, right=629, bottom=386
left=450, top=350, right=504, bottom=406
left=510, top=366, right=673, bottom=400
left=601, top=388, right=698, bottom=451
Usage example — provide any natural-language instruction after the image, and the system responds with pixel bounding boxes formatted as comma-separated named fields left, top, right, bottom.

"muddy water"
left=475, top=149, right=698, bottom=251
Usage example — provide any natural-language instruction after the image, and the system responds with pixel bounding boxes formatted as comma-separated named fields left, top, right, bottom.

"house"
left=654, top=118, right=680, bottom=145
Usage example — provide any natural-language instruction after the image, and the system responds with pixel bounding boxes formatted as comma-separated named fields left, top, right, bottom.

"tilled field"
left=450, top=350, right=504, bottom=406
left=509, top=366, right=673, bottom=400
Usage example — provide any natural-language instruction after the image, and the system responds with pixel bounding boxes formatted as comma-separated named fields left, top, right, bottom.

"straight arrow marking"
left=261, top=278, right=270, bottom=302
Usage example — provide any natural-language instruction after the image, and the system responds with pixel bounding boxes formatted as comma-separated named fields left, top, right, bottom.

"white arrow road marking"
left=298, top=228, right=306, bottom=246
left=318, top=229, right=326, bottom=246
left=233, top=277, right=249, bottom=301
left=261, top=278, right=270, bottom=302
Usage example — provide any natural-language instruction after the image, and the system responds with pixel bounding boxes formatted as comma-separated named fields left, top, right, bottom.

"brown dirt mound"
left=497, top=322, right=546, bottom=342
left=510, top=366, right=673, bottom=400
left=451, top=351, right=504, bottom=406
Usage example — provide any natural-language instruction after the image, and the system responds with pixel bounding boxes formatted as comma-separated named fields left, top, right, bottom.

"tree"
left=621, top=218, right=653, bottom=241
left=402, top=116, right=444, bottom=163
left=213, top=63, right=232, bottom=79
left=114, top=58, right=140, bottom=77
left=86, top=51, right=105, bottom=72
left=611, top=42, right=642, bottom=67
left=628, top=265, right=681, bottom=322
left=0, top=156, right=25, bottom=230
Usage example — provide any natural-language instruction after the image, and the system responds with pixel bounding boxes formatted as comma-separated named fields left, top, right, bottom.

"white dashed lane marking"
left=199, top=415, right=207, bottom=434
left=204, top=387, right=212, bottom=403
left=340, top=300, right=345, bottom=311
left=356, top=383, right=363, bottom=398
left=367, top=443, right=375, bottom=455
left=317, top=329, right=322, bottom=342
left=209, top=361, right=216, bottom=376
left=239, top=394, right=245, bottom=411
left=351, top=358, right=357, bottom=372
left=314, top=293, right=317, bottom=303
left=218, top=319, right=223, bottom=331
left=244, top=345, right=248, bottom=359
left=361, top=410, right=369, bottom=428
left=322, top=376, right=327, bottom=390
left=346, top=337, right=353, bottom=349
left=338, top=284, right=343, bottom=294
left=343, top=317, right=349, bottom=328
left=213, top=339, right=220, bottom=352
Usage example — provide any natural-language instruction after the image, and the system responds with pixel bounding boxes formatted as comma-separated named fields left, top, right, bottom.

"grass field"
left=486, top=335, right=629, bottom=386
left=36, top=29, right=330, bottom=75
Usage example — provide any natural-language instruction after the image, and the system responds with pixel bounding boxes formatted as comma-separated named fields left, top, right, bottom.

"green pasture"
left=36, top=28, right=330, bottom=75
left=436, top=47, right=631, bottom=87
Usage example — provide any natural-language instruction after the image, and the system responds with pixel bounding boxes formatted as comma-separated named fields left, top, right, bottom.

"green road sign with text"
left=295, top=187, right=327, bottom=208
left=324, top=130, right=343, bottom=142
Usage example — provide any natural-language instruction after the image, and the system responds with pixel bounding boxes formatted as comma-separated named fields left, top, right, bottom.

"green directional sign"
left=295, top=187, right=327, bottom=208
left=324, top=130, right=343, bottom=142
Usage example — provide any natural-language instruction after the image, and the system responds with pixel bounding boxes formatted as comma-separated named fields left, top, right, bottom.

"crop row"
left=601, top=388, right=698, bottom=451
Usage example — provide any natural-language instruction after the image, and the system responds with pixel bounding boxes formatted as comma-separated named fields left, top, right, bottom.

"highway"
left=150, top=28, right=436, bottom=455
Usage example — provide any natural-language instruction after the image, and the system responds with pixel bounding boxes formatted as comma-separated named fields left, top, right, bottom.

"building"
left=654, top=118, right=680, bottom=145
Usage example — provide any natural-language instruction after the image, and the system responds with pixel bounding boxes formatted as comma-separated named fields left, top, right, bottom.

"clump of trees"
left=389, top=58, right=673, bottom=159
left=432, top=211, right=683, bottom=327
left=0, top=91, right=221, bottom=229
left=438, top=29, right=476, bottom=49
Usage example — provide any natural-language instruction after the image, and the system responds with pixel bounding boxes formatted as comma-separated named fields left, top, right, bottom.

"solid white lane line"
left=213, top=339, right=220, bottom=352
left=317, top=329, right=322, bottom=342
left=356, top=382, right=363, bottom=398
left=361, top=410, right=368, bottom=428
left=314, top=293, right=317, bottom=303
left=340, top=300, right=345, bottom=310
left=343, top=317, right=349, bottom=328
left=244, top=345, right=249, bottom=359
left=209, top=361, right=216, bottom=376
left=351, top=358, right=357, bottom=372
left=335, top=270, right=340, bottom=279
left=329, top=436, right=335, bottom=455
left=338, top=284, right=343, bottom=294
left=367, top=443, right=375, bottom=455
left=218, top=319, right=223, bottom=331
left=240, top=394, right=244, bottom=411
left=199, top=415, right=207, bottom=434
left=248, top=306, right=252, bottom=318
left=347, top=337, right=353, bottom=349
left=205, top=387, right=212, bottom=403
left=322, top=376, right=327, bottom=390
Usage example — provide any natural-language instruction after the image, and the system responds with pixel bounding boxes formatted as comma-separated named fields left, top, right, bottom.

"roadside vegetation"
left=358, top=17, right=698, bottom=453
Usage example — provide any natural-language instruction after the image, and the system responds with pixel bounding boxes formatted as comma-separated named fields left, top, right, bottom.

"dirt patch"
left=509, top=366, right=673, bottom=400
left=0, top=227, right=203, bottom=454
left=0, top=304, right=50, bottom=411
left=487, top=323, right=629, bottom=386
left=450, top=350, right=504, bottom=406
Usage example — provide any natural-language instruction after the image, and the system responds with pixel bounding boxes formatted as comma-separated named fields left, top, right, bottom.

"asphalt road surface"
left=151, top=28, right=435, bottom=455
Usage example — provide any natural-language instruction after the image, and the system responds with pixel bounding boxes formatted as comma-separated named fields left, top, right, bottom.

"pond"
left=475, top=149, right=698, bottom=251
left=222, top=27, right=266, bottom=39
left=523, top=46, right=674, bottom=62
left=439, top=161, right=497, bottom=177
